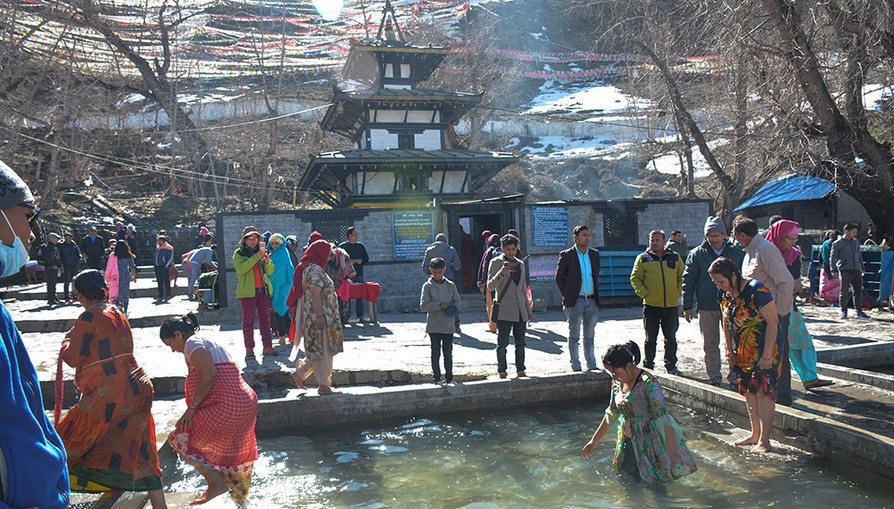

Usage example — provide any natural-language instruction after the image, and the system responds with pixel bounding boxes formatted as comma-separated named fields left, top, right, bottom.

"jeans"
left=240, top=288, right=273, bottom=350
left=429, top=332, right=453, bottom=382
left=839, top=270, right=863, bottom=312
left=698, top=310, right=735, bottom=383
left=154, top=265, right=171, bottom=300
left=496, top=320, right=526, bottom=374
left=564, top=298, right=598, bottom=371
left=62, top=264, right=78, bottom=300
left=643, top=305, right=678, bottom=370
left=776, top=313, right=792, bottom=406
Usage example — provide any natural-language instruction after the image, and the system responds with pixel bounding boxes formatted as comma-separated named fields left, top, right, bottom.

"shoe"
left=856, top=312, right=870, bottom=319
left=729, top=382, right=739, bottom=392
left=263, top=347, right=278, bottom=356
left=643, top=364, right=655, bottom=370
left=709, top=380, right=723, bottom=387
left=667, top=367, right=683, bottom=376
left=499, top=372, right=508, bottom=379
left=445, top=377, right=453, bottom=384
left=433, top=377, right=441, bottom=384
left=839, top=311, right=848, bottom=319
left=516, top=372, right=527, bottom=378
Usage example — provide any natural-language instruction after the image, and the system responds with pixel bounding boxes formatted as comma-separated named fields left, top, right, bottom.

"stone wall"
left=218, top=199, right=712, bottom=312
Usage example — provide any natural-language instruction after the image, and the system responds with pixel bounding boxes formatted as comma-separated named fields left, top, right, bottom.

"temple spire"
left=376, top=0, right=405, bottom=44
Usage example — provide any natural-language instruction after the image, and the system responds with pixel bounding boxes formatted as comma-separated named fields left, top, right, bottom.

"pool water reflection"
left=167, top=403, right=894, bottom=508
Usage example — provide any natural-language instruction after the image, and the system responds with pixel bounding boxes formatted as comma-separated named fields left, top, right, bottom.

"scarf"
left=286, top=239, right=332, bottom=307
left=765, top=219, right=802, bottom=266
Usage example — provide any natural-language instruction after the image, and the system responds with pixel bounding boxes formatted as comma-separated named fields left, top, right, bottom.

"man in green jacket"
left=682, top=217, right=745, bottom=386
left=630, top=229, right=685, bottom=375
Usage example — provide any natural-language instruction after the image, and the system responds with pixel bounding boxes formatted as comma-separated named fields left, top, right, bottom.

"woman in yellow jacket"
left=232, top=226, right=275, bottom=357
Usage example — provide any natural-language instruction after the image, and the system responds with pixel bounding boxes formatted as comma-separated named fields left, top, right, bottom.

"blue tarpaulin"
left=734, top=174, right=837, bottom=211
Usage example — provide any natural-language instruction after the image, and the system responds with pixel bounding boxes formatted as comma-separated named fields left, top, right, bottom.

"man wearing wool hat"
left=0, top=160, right=70, bottom=508
left=681, top=216, right=745, bottom=388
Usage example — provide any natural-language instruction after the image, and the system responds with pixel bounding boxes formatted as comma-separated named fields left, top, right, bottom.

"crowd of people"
left=1, top=146, right=879, bottom=506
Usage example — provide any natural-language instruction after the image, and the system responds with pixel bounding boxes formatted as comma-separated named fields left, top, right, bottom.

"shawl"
left=286, top=239, right=331, bottom=307
left=765, top=219, right=802, bottom=266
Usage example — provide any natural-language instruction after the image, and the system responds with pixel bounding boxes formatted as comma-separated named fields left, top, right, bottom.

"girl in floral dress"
left=582, top=341, right=697, bottom=482
left=709, top=256, right=782, bottom=453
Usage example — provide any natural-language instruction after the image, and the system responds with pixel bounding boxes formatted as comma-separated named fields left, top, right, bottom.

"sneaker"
left=516, top=372, right=527, bottom=378
left=498, top=372, right=508, bottom=379
left=667, top=367, right=683, bottom=376
left=643, top=363, right=655, bottom=370
left=856, top=311, right=870, bottom=319
left=839, top=310, right=848, bottom=319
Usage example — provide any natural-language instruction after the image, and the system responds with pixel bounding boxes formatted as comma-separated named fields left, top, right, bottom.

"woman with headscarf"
left=56, top=270, right=166, bottom=507
left=161, top=313, right=258, bottom=506
left=477, top=234, right=502, bottom=333
left=765, top=220, right=834, bottom=390
left=286, top=239, right=344, bottom=395
left=105, top=240, right=137, bottom=313
left=268, top=233, right=294, bottom=344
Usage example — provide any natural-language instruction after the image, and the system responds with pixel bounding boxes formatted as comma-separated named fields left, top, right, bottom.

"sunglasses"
left=20, top=202, right=40, bottom=224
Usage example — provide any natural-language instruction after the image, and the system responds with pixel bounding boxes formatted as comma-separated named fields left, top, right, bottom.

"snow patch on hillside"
left=524, top=81, right=653, bottom=117
left=646, top=139, right=729, bottom=178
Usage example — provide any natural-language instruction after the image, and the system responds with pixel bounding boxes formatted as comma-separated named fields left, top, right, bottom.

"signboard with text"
left=532, top=206, right=568, bottom=246
left=392, top=211, right=434, bottom=261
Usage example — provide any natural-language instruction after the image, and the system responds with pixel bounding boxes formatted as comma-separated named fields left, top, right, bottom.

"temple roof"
left=298, top=149, right=518, bottom=206
left=343, top=40, right=450, bottom=84
left=320, top=87, right=483, bottom=139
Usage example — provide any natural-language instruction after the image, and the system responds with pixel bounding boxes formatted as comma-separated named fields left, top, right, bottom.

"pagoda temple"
left=298, top=1, right=518, bottom=208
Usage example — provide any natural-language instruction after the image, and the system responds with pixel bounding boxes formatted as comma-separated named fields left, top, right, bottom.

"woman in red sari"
left=56, top=269, right=166, bottom=507
left=161, top=313, right=258, bottom=506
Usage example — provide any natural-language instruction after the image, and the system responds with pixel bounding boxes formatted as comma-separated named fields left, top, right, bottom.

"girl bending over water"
left=581, top=341, right=697, bottom=482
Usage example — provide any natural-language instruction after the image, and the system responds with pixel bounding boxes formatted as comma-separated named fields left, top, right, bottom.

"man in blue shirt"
left=0, top=159, right=69, bottom=508
left=555, top=225, right=601, bottom=371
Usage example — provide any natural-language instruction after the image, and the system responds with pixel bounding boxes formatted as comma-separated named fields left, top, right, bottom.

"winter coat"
left=419, top=277, right=462, bottom=334
left=630, top=250, right=684, bottom=308
left=232, top=248, right=274, bottom=299
left=422, top=241, right=461, bottom=280
left=269, top=243, right=294, bottom=316
left=682, top=240, right=745, bottom=311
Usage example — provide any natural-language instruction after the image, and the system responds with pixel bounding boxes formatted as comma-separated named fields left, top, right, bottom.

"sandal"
left=803, top=379, right=835, bottom=390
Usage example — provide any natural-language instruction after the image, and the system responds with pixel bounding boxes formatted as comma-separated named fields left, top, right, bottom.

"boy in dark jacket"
left=420, top=258, right=462, bottom=383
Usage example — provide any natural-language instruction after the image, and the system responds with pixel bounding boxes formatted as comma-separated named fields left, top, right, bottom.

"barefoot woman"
left=161, top=313, right=258, bottom=505
left=709, top=257, right=782, bottom=453
left=57, top=269, right=166, bottom=507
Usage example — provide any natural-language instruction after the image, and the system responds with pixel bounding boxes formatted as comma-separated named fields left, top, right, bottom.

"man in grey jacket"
left=487, top=234, right=533, bottom=378
left=683, top=217, right=745, bottom=387
left=733, top=217, right=795, bottom=406
left=830, top=223, right=869, bottom=319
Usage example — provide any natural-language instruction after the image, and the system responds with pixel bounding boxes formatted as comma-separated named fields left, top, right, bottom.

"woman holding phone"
left=232, top=226, right=275, bottom=358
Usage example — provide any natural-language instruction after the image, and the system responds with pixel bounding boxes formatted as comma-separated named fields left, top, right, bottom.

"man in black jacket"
left=80, top=226, right=105, bottom=270
left=57, top=233, right=81, bottom=302
left=37, top=232, right=63, bottom=305
left=338, top=226, right=370, bottom=322
left=555, top=225, right=601, bottom=371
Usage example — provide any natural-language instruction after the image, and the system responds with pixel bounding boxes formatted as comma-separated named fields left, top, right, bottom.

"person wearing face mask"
left=0, top=160, right=70, bottom=508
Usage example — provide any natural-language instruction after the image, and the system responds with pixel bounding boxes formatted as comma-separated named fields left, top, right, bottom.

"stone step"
left=3, top=278, right=188, bottom=301
left=8, top=295, right=193, bottom=333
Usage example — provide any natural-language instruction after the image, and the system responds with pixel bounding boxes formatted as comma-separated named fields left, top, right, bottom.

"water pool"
left=167, top=403, right=894, bottom=508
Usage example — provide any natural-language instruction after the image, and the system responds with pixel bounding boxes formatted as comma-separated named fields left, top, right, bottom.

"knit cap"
left=0, top=160, right=34, bottom=209
left=704, top=216, right=726, bottom=236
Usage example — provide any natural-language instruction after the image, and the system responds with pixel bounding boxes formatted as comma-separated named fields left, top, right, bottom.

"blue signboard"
left=393, top=211, right=434, bottom=260
left=532, top=206, right=568, bottom=246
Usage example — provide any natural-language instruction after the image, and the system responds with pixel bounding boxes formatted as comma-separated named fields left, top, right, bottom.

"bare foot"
left=189, top=483, right=228, bottom=505
left=734, top=436, right=759, bottom=447
left=290, top=371, right=307, bottom=390
left=750, top=443, right=772, bottom=454
left=318, top=385, right=342, bottom=395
